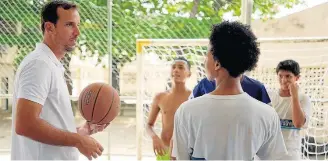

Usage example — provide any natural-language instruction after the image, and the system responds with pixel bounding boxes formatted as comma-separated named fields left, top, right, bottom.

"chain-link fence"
left=110, top=0, right=301, bottom=96
left=0, top=0, right=304, bottom=107
left=0, top=0, right=111, bottom=156
left=134, top=38, right=328, bottom=159
left=0, top=0, right=310, bottom=158
left=0, top=0, right=109, bottom=111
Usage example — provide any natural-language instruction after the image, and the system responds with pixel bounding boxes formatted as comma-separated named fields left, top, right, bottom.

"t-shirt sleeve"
left=17, top=59, right=52, bottom=106
left=259, top=85, right=271, bottom=104
left=266, top=88, right=277, bottom=106
left=190, top=82, right=202, bottom=99
left=301, top=95, right=312, bottom=128
left=256, top=112, right=288, bottom=160
left=171, top=106, right=189, bottom=160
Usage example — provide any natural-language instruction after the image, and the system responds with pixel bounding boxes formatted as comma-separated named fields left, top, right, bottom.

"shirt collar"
left=35, top=42, right=63, bottom=67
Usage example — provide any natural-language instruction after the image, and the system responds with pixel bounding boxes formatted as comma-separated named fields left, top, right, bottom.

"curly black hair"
left=209, top=21, right=260, bottom=78
left=276, top=59, right=300, bottom=76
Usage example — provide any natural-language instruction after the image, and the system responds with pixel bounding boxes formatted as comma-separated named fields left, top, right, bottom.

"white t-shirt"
left=268, top=89, right=312, bottom=160
left=11, top=43, right=79, bottom=160
left=172, top=93, right=287, bottom=160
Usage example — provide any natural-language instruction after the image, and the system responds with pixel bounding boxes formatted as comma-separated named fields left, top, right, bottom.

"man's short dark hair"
left=173, top=57, right=191, bottom=70
left=41, top=0, right=77, bottom=34
left=209, top=21, right=260, bottom=78
left=276, top=59, right=300, bottom=76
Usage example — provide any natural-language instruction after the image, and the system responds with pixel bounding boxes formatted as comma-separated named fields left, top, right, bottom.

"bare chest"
left=158, top=94, right=189, bottom=115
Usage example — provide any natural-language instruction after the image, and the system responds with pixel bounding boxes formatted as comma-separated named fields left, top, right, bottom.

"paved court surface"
left=0, top=110, right=326, bottom=160
left=0, top=109, right=156, bottom=160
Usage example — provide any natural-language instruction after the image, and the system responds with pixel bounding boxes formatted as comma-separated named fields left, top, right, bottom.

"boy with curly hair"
left=171, top=21, right=287, bottom=160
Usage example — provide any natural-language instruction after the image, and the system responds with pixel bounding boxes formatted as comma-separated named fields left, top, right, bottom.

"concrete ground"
left=0, top=109, right=156, bottom=160
left=0, top=109, right=326, bottom=160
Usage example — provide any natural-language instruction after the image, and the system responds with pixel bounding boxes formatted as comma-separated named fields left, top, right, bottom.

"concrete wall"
left=0, top=46, right=17, bottom=110
left=252, top=2, right=328, bottom=37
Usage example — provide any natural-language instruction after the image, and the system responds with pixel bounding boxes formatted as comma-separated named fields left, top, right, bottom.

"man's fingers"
left=89, top=124, right=109, bottom=134
left=92, top=128, right=98, bottom=134
left=97, top=142, right=104, bottom=152
left=95, top=148, right=102, bottom=156
left=99, top=124, right=109, bottom=131
left=97, top=126, right=104, bottom=132
left=92, top=152, right=98, bottom=159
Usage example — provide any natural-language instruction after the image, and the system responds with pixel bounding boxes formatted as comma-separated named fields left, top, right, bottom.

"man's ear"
left=44, top=22, right=55, bottom=33
left=215, top=61, right=221, bottom=71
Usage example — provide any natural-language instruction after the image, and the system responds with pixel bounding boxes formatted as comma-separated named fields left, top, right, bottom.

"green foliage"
left=92, top=0, right=304, bottom=66
left=0, top=0, right=304, bottom=69
left=113, top=0, right=303, bottom=19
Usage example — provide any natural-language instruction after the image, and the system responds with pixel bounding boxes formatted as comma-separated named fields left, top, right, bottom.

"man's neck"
left=212, top=76, right=243, bottom=95
left=43, top=39, right=65, bottom=60
left=171, top=82, right=187, bottom=93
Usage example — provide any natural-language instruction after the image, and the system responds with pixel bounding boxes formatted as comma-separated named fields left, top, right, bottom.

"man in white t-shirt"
left=11, top=1, right=107, bottom=160
left=268, top=59, right=312, bottom=160
left=171, top=21, right=287, bottom=160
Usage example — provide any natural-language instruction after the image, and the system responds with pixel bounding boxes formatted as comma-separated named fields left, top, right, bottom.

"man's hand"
left=77, top=122, right=109, bottom=136
left=152, top=136, right=167, bottom=156
left=75, top=135, right=104, bottom=160
left=289, top=82, right=299, bottom=97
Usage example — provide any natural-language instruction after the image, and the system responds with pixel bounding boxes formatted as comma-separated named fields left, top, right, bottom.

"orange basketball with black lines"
left=78, top=83, right=120, bottom=125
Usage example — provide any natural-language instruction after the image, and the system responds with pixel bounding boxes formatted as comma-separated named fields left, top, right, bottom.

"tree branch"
left=189, top=0, right=200, bottom=18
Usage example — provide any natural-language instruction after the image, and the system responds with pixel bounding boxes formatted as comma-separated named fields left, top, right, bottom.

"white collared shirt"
left=11, top=43, right=78, bottom=160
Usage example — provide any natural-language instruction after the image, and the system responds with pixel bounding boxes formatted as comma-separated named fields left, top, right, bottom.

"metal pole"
left=136, top=47, right=144, bottom=161
left=5, top=77, right=8, bottom=111
left=107, top=0, right=113, bottom=160
left=108, top=1, right=113, bottom=85
left=241, top=0, right=253, bottom=76
left=241, top=0, right=253, bottom=26
left=135, top=40, right=148, bottom=160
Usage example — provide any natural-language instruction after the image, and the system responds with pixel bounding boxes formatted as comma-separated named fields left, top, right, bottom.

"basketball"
left=78, top=82, right=120, bottom=125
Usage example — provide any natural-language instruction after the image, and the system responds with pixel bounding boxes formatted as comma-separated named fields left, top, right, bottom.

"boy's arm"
left=146, top=93, right=162, bottom=138
left=146, top=93, right=166, bottom=155
left=289, top=83, right=306, bottom=128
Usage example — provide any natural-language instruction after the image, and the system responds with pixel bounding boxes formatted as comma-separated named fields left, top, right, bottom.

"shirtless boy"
left=146, top=57, right=191, bottom=160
